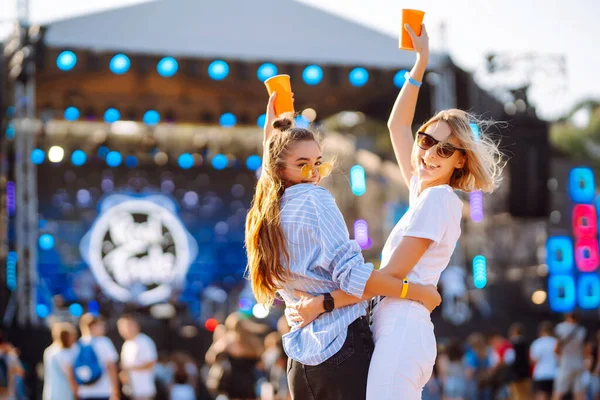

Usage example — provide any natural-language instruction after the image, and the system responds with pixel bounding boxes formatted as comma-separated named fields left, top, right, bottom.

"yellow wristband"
left=400, top=278, right=409, bottom=299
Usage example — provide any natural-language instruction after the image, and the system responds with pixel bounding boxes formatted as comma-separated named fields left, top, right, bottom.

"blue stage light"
left=104, top=108, right=120, bottom=123
left=246, top=155, right=262, bottom=171
left=212, top=154, right=228, bottom=170
left=64, top=106, right=80, bottom=121
left=6, top=106, right=15, bottom=118
left=157, top=57, right=178, bottom=77
left=106, top=151, right=122, bottom=167
left=125, top=155, right=138, bottom=168
left=257, top=63, right=278, bottom=81
left=69, top=303, right=84, bottom=317
left=5, top=123, right=15, bottom=140
left=6, top=252, right=17, bottom=291
left=569, top=167, right=595, bottom=204
left=97, top=146, right=110, bottom=159
left=57, top=51, right=77, bottom=71
left=143, top=110, right=160, bottom=126
left=31, top=149, right=45, bottom=164
left=470, top=123, right=481, bottom=141
left=548, top=275, right=576, bottom=313
left=394, top=70, right=408, bottom=88
left=70, top=150, right=87, bottom=166
left=178, top=153, right=194, bottom=169
left=546, top=236, right=574, bottom=274
left=349, top=67, right=369, bottom=87
left=208, top=60, right=229, bottom=80
left=303, top=65, right=323, bottom=85
left=577, top=274, right=600, bottom=310
left=350, top=165, right=366, bottom=196
left=472, top=255, right=487, bottom=289
left=109, top=54, right=130, bottom=74
left=295, top=115, right=310, bottom=129
left=257, top=114, right=266, bottom=128
left=219, top=113, right=236, bottom=128
left=39, top=234, right=55, bottom=250
left=87, top=300, right=100, bottom=315
left=36, top=304, right=50, bottom=318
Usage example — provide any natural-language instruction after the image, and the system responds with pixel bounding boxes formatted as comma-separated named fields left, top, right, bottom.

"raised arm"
left=263, top=92, right=295, bottom=145
left=388, top=23, right=430, bottom=187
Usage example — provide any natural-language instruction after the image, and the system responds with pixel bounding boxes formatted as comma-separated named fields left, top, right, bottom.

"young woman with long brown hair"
left=244, top=92, right=442, bottom=399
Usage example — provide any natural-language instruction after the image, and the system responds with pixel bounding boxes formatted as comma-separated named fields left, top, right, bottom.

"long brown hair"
left=245, top=117, right=322, bottom=307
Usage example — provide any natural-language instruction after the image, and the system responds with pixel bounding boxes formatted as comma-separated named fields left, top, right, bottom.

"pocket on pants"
left=323, top=329, right=355, bottom=365
left=418, top=324, right=437, bottom=385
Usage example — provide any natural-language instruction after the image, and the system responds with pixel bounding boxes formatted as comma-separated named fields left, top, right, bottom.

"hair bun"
left=272, top=117, right=294, bottom=132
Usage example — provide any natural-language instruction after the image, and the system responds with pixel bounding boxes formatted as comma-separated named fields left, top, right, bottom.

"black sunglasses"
left=416, top=132, right=465, bottom=159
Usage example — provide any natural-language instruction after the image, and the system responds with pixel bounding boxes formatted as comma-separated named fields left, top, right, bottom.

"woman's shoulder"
left=420, top=185, right=463, bottom=211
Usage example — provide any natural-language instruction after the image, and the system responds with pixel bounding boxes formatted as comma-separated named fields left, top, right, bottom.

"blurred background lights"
left=109, top=54, right=130, bottom=74
left=470, top=122, right=481, bottom=141
left=106, top=151, right=122, bottom=167
left=394, top=70, right=408, bottom=88
left=301, top=108, right=317, bottom=122
left=48, top=146, right=65, bottom=163
left=473, top=255, right=487, bottom=289
left=56, top=50, right=77, bottom=71
left=125, top=155, right=138, bottom=168
left=143, top=110, right=160, bottom=126
left=154, top=151, right=169, bottom=166
left=104, top=108, right=120, bottom=123
left=354, top=219, right=370, bottom=249
left=5, top=123, right=15, bottom=140
left=97, top=146, right=110, bottom=159
left=204, top=318, right=219, bottom=332
left=295, top=115, right=310, bottom=129
left=349, top=67, right=369, bottom=87
left=257, top=63, right=278, bottom=81
left=245, top=155, right=262, bottom=171
left=6, top=252, right=17, bottom=291
left=36, top=304, right=50, bottom=318
left=183, top=191, right=199, bottom=208
left=76, top=189, right=92, bottom=207
left=212, top=154, right=228, bottom=170
left=31, top=148, right=45, bottom=164
left=178, top=153, right=194, bottom=169
left=302, top=65, right=323, bottom=85
left=157, top=57, right=178, bottom=77
left=256, top=113, right=266, bottom=128
left=208, top=60, right=229, bottom=80
left=350, top=165, right=366, bottom=196
left=238, top=297, right=253, bottom=312
left=38, top=233, right=55, bottom=250
left=219, top=113, right=236, bottom=128
left=470, top=190, right=484, bottom=222
left=70, top=150, right=87, bottom=166
left=64, top=106, right=80, bottom=121
left=531, top=290, right=547, bottom=305
left=68, top=303, right=84, bottom=317
left=252, top=303, right=270, bottom=319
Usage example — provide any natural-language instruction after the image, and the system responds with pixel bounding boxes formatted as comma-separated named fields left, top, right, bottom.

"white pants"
left=366, top=298, right=437, bottom=400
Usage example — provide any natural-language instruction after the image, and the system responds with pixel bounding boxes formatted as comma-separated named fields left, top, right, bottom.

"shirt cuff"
left=344, top=262, right=374, bottom=299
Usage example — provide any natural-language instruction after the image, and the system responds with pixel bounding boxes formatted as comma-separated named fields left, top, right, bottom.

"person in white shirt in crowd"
left=530, top=321, right=558, bottom=400
left=553, top=312, right=587, bottom=400
left=118, top=314, right=158, bottom=400
left=69, top=313, right=120, bottom=400
left=43, top=322, right=77, bottom=400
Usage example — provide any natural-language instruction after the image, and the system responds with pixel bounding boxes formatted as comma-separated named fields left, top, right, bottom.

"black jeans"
left=287, top=316, right=374, bottom=400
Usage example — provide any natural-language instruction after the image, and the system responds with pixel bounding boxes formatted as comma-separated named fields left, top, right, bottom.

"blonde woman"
left=290, top=23, right=505, bottom=399
left=245, top=93, right=442, bottom=399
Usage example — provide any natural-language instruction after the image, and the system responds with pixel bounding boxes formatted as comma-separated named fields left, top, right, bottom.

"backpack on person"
left=72, top=340, right=103, bottom=385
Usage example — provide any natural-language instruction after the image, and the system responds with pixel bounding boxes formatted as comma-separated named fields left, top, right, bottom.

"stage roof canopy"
left=44, top=0, right=445, bottom=69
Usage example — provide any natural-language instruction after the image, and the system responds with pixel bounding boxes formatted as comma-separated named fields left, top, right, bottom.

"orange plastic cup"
left=264, top=74, right=294, bottom=116
left=400, top=9, right=425, bottom=51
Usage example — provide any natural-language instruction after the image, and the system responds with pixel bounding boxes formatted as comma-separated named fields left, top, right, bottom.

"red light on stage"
left=205, top=318, right=219, bottom=332
left=574, top=237, right=599, bottom=272
left=572, top=204, right=597, bottom=238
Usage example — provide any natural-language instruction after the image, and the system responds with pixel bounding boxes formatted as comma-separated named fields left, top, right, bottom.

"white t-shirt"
left=121, top=333, right=158, bottom=397
left=43, top=344, right=76, bottom=400
left=380, top=176, right=463, bottom=286
left=529, top=336, right=558, bottom=380
left=555, top=322, right=586, bottom=370
left=75, top=336, right=119, bottom=399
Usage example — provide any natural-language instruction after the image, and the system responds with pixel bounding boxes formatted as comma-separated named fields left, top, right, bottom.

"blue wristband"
left=404, top=71, right=422, bottom=87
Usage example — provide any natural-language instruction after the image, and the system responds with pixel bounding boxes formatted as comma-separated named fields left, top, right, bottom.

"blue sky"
left=1, top=0, right=598, bottom=120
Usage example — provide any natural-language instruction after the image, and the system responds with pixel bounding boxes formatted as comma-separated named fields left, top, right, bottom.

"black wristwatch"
left=323, top=293, right=335, bottom=313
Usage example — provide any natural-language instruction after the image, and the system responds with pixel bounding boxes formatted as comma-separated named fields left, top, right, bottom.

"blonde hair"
left=413, top=109, right=505, bottom=193
left=245, top=117, right=322, bottom=307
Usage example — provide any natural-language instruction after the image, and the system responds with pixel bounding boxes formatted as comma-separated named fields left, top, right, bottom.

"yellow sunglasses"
left=286, top=162, right=333, bottom=180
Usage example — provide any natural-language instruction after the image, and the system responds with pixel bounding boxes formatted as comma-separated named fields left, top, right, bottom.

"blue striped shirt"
left=278, top=183, right=373, bottom=366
